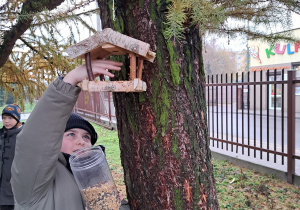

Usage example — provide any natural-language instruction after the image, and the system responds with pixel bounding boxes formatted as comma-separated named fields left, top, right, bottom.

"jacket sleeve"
left=11, top=78, right=81, bottom=206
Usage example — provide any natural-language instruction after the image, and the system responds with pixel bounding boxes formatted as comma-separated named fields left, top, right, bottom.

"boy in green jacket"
left=11, top=60, right=124, bottom=210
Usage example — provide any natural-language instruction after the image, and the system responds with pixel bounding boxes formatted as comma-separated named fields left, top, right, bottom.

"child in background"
left=0, top=104, right=23, bottom=210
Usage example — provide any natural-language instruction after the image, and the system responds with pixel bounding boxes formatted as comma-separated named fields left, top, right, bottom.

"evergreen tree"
left=0, top=0, right=98, bottom=109
left=0, top=89, right=5, bottom=106
left=97, top=0, right=300, bottom=209
left=5, top=91, right=14, bottom=104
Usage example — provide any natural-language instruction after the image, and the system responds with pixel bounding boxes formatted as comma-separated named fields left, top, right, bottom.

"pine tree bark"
left=98, top=1, right=219, bottom=209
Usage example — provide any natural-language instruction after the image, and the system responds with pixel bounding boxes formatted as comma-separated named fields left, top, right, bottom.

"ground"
left=93, top=124, right=300, bottom=209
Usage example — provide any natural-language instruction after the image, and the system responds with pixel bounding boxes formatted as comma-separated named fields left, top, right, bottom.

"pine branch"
left=19, top=37, right=51, bottom=63
left=0, top=0, right=65, bottom=68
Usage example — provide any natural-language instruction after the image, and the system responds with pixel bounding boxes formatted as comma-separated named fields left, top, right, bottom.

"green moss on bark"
left=149, top=2, right=156, bottom=21
left=139, top=0, right=144, bottom=8
left=167, top=41, right=180, bottom=86
left=139, top=92, right=146, bottom=103
left=151, top=77, right=160, bottom=116
left=160, top=106, right=168, bottom=136
left=108, top=0, right=124, bottom=32
left=174, top=189, right=182, bottom=209
left=161, top=83, right=170, bottom=108
left=185, top=47, right=192, bottom=81
left=171, top=135, right=178, bottom=155
left=126, top=100, right=138, bottom=132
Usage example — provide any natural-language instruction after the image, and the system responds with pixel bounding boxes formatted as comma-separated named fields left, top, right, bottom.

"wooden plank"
left=66, top=28, right=155, bottom=62
left=137, top=58, right=143, bottom=79
left=81, top=79, right=147, bottom=92
left=83, top=46, right=112, bottom=60
left=102, top=43, right=126, bottom=55
left=145, top=50, right=156, bottom=62
left=129, top=53, right=136, bottom=80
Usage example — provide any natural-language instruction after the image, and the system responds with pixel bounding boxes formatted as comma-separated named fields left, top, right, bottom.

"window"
left=268, top=72, right=282, bottom=109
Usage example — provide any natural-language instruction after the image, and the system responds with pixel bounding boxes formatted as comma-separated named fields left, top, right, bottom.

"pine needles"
left=164, top=0, right=300, bottom=43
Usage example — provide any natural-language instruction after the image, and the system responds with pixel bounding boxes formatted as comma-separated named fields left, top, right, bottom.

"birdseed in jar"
left=81, top=182, right=121, bottom=210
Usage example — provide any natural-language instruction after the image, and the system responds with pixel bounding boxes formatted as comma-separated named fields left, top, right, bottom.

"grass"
left=93, top=124, right=300, bottom=209
left=92, top=123, right=126, bottom=198
left=214, top=160, right=300, bottom=209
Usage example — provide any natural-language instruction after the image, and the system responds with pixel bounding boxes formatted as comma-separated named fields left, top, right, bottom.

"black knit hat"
left=2, top=103, right=22, bottom=122
left=65, top=113, right=97, bottom=145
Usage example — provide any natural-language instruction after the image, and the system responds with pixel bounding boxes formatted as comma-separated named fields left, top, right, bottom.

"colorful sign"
left=296, top=87, right=300, bottom=95
left=266, top=41, right=300, bottom=58
left=250, top=65, right=290, bottom=72
left=249, top=46, right=261, bottom=63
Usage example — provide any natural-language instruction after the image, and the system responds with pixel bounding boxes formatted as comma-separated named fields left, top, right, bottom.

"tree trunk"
left=98, top=1, right=219, bottom=209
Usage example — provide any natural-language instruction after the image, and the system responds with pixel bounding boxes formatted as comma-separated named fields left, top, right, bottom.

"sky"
left=61, top=1, right=300, bottom=53
left=214, top=12, right=300, bottom=52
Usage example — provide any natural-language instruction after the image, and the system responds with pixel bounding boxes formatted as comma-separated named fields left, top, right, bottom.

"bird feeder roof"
left=66, top=28, right=156, bottom=62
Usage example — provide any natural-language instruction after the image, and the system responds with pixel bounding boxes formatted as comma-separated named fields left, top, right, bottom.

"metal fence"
left=73, top=91, right=116, bottom=130
left=75, top=70, right=300, bottom=184
left=206, top=70, right=300, bottom=184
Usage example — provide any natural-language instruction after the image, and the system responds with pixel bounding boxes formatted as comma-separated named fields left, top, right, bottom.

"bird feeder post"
left=137, top=57, right=144, bottom=80
left=129, top=53, right=136, bottom=80
left=85, top=52, right=94, bottom=81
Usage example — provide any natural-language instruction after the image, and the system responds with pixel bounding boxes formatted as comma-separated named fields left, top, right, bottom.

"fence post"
left=287, top=70, right=295, bottom=184
left=108, top=92, right=112, bottom=127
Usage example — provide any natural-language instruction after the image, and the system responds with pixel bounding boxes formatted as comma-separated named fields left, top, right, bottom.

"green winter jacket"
left=11, top=78, right=86, bottom=210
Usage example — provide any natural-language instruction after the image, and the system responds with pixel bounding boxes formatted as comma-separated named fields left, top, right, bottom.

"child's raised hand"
left=63, top=60, right=123, bottom=86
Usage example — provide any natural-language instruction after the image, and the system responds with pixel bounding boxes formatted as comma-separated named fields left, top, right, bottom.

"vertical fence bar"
left=274, top=69, right=277, bottom=163
left=260, top=70, right=263, bottom=159
left=216, top=74, right=219, bottom=148
left=281, top=69, right=285, bottom=165
left=231, top=73, right=233, bottom=152
left=93, top=93, right=96, bottom=120
left=226, top=74, right=228, bottom=151
left=221, top=74, right=224, bottom=149
left=267, top=70, right=270, bottom=161
left=108, top=92, right=112, bottom=127
left=242, top=72, right=244, bottom=154
left=236, top=72, right=239, bottom=153
left=247, top=71, right=250, bottom=156
left=212, top=75, right=214, bottom=147
left=207, top=75, right=210, bottom=139
left=254, top=71, right=257, bottom=158
left=287, top=70, right=295, bottom=184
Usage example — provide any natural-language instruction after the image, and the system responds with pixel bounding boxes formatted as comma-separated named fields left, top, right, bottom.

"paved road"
left=208, top=111, right=300, bottom=148
left=207, top=105, right=300, bottom=175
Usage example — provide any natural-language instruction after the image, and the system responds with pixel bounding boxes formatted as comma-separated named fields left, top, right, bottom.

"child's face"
left=2, top=114, right=18, bottom=129
left=61, top=128, right=92, bottom=155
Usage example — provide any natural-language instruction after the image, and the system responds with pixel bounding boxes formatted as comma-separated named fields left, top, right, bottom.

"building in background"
left=248, top=28, right=300, bottom=112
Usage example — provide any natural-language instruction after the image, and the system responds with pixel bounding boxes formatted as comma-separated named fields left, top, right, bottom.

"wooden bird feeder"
left=66, top=28, right=156, bottom=92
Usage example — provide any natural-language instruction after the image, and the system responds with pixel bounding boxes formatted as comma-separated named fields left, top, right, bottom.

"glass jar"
left=69, top=146, right=121, bottom=210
